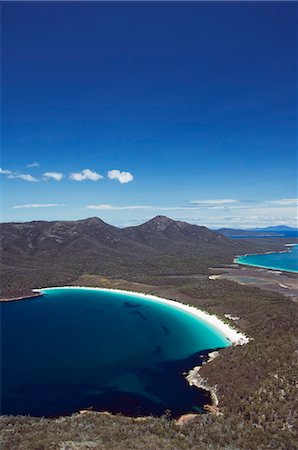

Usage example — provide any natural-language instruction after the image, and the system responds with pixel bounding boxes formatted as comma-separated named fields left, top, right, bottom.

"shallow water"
left=1, top=287, right=230, bottom=418
left=236, top=245, right=298, bottom=273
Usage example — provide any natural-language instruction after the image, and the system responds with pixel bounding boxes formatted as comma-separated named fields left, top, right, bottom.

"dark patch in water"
left=124, top=301, right=141, bottom=309
left=131, top=310, right=147, bottom=321
left=160, top=323, right=170, bottom=335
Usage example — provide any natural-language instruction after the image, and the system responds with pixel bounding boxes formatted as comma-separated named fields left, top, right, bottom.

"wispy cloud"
left=86, top=212, right=297, bottom=229
left=267, top=198, right=298, bottom=206
left=0, top=168, right=12, bottom=175
left=27, top=162, right=40, bottom=168
left=86, top=201, right=297, bottom=230
left=107, top=169, right=134, bottom=184
left=87, top=204, right=153, bottom=210
left=1, top=168, right=38, bottom=181
left=69, top=169, right=103, bottom=181
left=43, top=172, right=64, bottom=181
left=8, top=173, right=39, bottom=182
left=172, top=215, right=298, bottom=229
left=87, top=204, right=214, bottom=211
left=12, top=203, right=65, bottom=209
left=190, top=199, right=239, bottom=206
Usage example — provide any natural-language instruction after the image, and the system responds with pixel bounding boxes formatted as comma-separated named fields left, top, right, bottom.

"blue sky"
left=1, top=2, right=297, bottom=227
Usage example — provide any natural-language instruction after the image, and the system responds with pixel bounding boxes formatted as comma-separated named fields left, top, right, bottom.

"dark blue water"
left=236, top=245, right=298, bottom=273
left=1, top=287, right=230, bottom=418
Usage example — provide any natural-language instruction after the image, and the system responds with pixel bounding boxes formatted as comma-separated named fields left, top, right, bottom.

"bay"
left=1, top=287, right=230, bottom=418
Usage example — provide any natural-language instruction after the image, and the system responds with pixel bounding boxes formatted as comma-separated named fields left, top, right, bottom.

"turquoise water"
left=235, top=244, right=298, bottom=273
left=1, top=287, right=230, bottom=418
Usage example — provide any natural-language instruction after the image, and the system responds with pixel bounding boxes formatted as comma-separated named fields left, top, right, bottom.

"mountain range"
left=256, top=226, right=297, bottom=231
left=0, top=216, right=290, bottom=298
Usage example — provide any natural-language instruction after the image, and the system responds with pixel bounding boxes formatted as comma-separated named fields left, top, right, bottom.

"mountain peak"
left=144, top=216, right=175, bottom=231
left=80, top=217, right=107, bottom=225
left=150, top=215, right=174, bottom=223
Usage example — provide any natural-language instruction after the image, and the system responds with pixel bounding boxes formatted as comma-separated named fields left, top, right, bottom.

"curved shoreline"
left=235, top=259, right=298, bottom=273
left=234, top=243, right=298, bottom=274
left=33, top=286, right=250, bottom=346
left=33, top=286, right=250, bottom=410
left=0, top=292, right=43, bottom=302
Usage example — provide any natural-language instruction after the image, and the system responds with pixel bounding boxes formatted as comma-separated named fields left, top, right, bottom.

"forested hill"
left=0, top=216, right=291, bottom=298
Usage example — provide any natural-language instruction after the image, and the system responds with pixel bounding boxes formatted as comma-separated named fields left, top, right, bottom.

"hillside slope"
left=0, top=216, right=289, bottom=298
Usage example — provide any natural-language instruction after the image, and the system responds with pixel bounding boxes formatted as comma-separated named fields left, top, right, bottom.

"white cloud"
left=107, top=169, right=134, bottom=184
left=87, top=199, right=296, bottom=212
left=1, top=168, right=39, bottom=181
left=86, top=202, right=297, bottom=229
left=43, top=172, right=64, bottom=181
left=190, top=199, right=239, bottom=205
left=8, top=173, right=39, bottom=182
left=86, top=204, right=225, bottom=211
left=69, top=169, right=103, bottom=181
left=0, top=168, right=12, bottom=175
left=13, top=203, right=65, bottom=209
left=27, top=162, right=40, bottom=168
left=267, top=198, right=298, bottom=207
left=175, top=215, right=298, bottom=229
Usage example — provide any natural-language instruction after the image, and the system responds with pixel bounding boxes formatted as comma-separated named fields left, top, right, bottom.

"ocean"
left=235, top=244, right=298, bottom=273
left=1, top=287, right=230, bottom=418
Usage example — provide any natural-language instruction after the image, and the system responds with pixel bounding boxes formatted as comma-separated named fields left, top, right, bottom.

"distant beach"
left=234, top=244, right=298, bottom=273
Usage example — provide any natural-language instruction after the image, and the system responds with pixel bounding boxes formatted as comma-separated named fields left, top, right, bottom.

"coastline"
left=33, top=286, right=250, bottom=346
left=32, top=285, right=250, bottom=410
left=0, top=292, right=43, bottom=302
left=208, top=265, right=298, bottom=302
left=234, top=243, right=298, bottom=274
left=2, top=284, right=250, bottom=413
left=235, top=242, right=297, bottom=258
left=2, top=276, right=297, bottom=448
left=235, top=259, right=298, bottom=273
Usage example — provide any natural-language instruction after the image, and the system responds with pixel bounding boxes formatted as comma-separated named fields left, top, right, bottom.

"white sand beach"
left=33, top=286, right=250, bottom=346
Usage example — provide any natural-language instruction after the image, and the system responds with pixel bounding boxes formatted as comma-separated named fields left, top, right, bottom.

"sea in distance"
left=1, top=287, right=231, bottom=418
left=236, top=244, right=298, bottom=273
